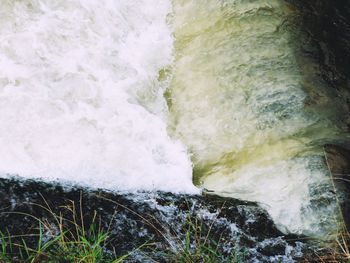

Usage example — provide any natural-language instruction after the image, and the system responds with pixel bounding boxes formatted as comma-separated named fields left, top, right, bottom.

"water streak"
left=168, top=0, right=347, bottom=235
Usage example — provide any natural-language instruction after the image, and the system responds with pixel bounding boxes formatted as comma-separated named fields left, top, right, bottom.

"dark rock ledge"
left=0, top=177, right=315, bottom=262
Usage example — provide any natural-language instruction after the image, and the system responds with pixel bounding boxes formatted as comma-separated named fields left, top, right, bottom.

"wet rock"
left=0, top=177, right=310, bottom=262
left=288, top=0, right=350, bottom=234
left=288, top=0, right=350, bottom=120
left=289, top=0, right=350, bottom=87
left=324, top=144, right=350, bottom=229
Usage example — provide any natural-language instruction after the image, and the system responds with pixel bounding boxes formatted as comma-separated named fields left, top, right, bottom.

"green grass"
left=98, top=195, right=245, bottom=263
left=0, top=195, right=246, bottom=263
left=1, top=191, right=348, bottom=262
left=0, top=223, right=120, bottom=263
left=169, top=214, right=245, bottom=263
left=0, top=198, right=134, bottom=263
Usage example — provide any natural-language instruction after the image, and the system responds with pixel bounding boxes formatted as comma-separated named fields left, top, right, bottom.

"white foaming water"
left=0, top=0, right=346, bottom=237
left=168, top=0, right=345, bottom=236
left=0, top=0, right=198, bottom=193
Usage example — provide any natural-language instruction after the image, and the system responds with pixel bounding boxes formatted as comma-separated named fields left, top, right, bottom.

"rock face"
left=324, top=144, right=350, bottom=230
left=0, top=177, right=309, bottom=262
left=289, top=0, right=350, bottom=232
left=289, top=0, right=350, bottom=87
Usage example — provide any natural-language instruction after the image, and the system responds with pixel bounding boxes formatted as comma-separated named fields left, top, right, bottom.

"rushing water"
left=0, top=0, right=348, bottom=237
left=168, top=0, right=348, bottom=236
left=0, top=0, right=197, bottom=193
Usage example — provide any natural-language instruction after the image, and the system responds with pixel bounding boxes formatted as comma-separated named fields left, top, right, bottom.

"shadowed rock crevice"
left=289, top=0, right=350, bottom=234
left=290, top=0, right=350, bottom=111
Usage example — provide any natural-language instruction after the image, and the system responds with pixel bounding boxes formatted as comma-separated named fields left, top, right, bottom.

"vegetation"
left=318, top=147, right=350, bottom=263
left=335, top=226, right=350, bottom=263
left=96, top=195, right=245, bottom=263
left=1, top=187, right=348, bottom=262
left=0, top=223, right=123, bottom=263
left=0, top=200, right=131, bottom=263
left=0, top=195, right=245, bottom=263
left=310, top=223, right=350, bottom=263
left=169, top=215, right=244, bottom=263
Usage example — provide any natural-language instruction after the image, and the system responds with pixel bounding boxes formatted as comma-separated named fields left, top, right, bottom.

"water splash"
left=0, top=0, right=347, bottom=236
left=167, top=0, right=347, bottom=235
left=0, top=0, right=197, bottom=193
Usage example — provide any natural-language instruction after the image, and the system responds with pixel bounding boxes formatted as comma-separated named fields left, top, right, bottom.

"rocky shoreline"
left=0, top=177, right=314, bottom=262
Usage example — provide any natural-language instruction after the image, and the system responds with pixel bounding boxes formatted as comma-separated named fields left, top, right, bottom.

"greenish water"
left=167, top=0, right=348, bottom=236
left=0, top=0, right=348, bottom=239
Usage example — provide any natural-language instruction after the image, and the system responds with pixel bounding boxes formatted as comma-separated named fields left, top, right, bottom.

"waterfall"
left=0, top=0, right=347, bottom=237
left=167, top=0, right=347, bottom=236
left=0, top=0, right=197, bottom=193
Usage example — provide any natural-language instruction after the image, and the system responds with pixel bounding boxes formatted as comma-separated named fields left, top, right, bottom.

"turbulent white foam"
left=0, top=0, right=344, bottom=237
left=0, top=0, right=198, bottom=193
left=203, top=157, right=333, bottom=235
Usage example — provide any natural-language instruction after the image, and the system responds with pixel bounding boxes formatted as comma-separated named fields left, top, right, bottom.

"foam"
left=0, top=0, right=198, bottom=194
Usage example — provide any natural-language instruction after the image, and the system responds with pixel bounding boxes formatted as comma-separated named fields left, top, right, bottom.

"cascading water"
left=167, top=0, right=348, bottom=236
left=0, top=0, right=197, bottom=193
left=0, top=0, right=347, bottom=238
